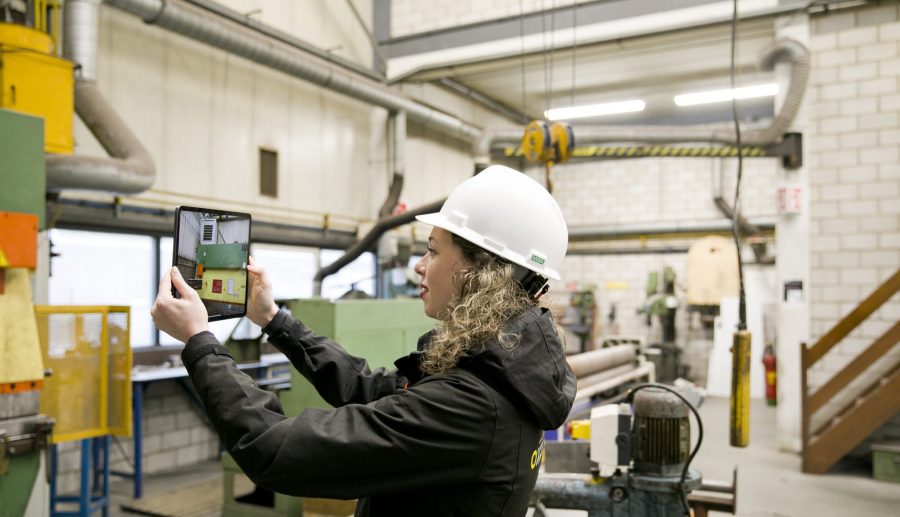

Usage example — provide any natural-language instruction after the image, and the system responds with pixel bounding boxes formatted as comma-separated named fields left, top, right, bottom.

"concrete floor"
left=106, top=396, right=899, bottom=517
left=691, top=397, right=899, bottom=517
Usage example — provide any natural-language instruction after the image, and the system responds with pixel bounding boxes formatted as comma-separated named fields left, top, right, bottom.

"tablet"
left=172, top=206, right=251, bottom=321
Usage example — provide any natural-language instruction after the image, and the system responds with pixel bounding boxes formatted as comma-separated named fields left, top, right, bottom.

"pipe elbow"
left=473, top=132, right=493, bottom=161
left=758, top=38, right=809, bottom=71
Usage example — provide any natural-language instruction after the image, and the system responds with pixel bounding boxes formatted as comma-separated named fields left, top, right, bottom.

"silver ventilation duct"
left=378, top=110, right=406, bottom=219
left=46, top=0, right=155, bottom=194
left=104, top=0, right=482, bottom=142
left=62, top=0, right=99, bottom=81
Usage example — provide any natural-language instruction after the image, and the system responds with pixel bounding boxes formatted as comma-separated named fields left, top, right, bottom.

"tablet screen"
left=173, top=206, right=251, bottom=321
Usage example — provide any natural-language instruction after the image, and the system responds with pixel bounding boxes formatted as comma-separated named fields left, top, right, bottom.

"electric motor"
left=631, top=387, right=690, bottom=477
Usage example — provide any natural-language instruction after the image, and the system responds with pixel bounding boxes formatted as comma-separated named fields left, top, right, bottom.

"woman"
left=152, top=165, right=576, bottom=516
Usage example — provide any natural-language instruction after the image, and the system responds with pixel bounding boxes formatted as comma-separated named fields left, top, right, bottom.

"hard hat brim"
left=415, top=212, right=561, bottom=281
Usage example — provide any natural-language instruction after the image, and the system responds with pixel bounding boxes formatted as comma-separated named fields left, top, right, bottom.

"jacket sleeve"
left=262, top=309, right=405, bottom=406
left=182, top=332, right=495, bottom=499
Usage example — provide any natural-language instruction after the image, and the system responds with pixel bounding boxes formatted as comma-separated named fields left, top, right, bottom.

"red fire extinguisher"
left=763, top=345, right=777, bottom=406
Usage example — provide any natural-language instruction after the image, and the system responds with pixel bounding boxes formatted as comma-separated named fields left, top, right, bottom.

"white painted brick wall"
left=808, top=4, right=900, bottom=450
left=546, top=154, right=778, bottom=384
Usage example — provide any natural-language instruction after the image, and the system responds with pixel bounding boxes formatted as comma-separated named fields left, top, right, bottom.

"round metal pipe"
left=567, top=246, right=689, bottom=256
left=46, top=80, right=156, bottom=193
left=313, top=199, right=445, bottom=295
left=575, top=363, right=636, bottom=392
left=574, top=363, right=654, bottom=402
left=64, top=0, right=100, bottom=80
left=185, top=0, right=384, bottom=82
left=531, top=474, right=610, bottom=515
left=566, top=345, right=636, bottom=378
left=105, top=0, right=482, bottom=142
left=378, top=111, right=406, bottom=219
left=49, top=199, right=356, bottom=248
left=568, top=219, right=774, bottom=241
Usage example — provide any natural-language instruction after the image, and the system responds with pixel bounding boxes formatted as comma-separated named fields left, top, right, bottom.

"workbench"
left=118, top=353, right=290, bottom=499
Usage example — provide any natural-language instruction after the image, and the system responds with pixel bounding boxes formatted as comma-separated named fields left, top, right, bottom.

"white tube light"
left=674, top=83, right=779, bottom=107
left=545, top=100, right=646, bottom=121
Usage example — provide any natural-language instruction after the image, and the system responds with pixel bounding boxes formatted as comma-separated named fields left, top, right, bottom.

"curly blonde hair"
left=420, top=234, right=538, bottom=374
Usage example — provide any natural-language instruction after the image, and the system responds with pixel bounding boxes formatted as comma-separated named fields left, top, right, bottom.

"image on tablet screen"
left=175, top=209, right=250, bottom=320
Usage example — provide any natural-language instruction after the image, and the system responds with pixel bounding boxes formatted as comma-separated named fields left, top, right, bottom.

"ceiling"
left=441, top=18, right=779, bottom=124
left=382, top=1, right=805, bottom=126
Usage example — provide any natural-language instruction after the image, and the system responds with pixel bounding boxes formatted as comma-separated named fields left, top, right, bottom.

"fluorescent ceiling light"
left=545, top=100, right=646, bottom=121
left=674, top=83, right=779, bottom=107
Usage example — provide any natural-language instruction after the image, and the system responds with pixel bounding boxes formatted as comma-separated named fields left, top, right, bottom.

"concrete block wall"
left=550, top=156, right=779, bottom=371
left=552, top=157, right=776, bottom=227
left=54, top=381, right=220, bottom=495
left=557, top=252, right=688, bottom=345
left=806, top=3, right=900, bottom=446
left=391, top=0, right=583, bottom=38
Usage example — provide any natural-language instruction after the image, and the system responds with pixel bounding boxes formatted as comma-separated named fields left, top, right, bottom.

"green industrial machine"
left=0, top=108, right=53, bottom=517
left=279, top=298, right=435, bottom=412
left=640, top=267, right=681, bottom=382
left=0, top=109, right=45, bottom=226
left=222, top=298, right=435, bottom=517
left=197, top=243, right=247, bottom=269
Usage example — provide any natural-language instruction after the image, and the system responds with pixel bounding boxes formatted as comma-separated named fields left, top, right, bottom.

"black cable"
left=540, top=6, right=550, bottom=112
left=549, top=0, right=557, bottom=112
left=571, top=1, right=577, bottom=107
left=730, top=0, right=747, bottom=330
left=625, top=383, right=704, bottom=517
left=519, top=0, right=527, bottom=116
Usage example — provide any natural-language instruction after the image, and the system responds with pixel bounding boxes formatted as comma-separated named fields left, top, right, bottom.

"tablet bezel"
left=172, top=205, right=252, bottom=322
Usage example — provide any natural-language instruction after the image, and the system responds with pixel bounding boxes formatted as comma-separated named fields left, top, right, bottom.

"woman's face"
left=414, top=228, right=471, bottom=319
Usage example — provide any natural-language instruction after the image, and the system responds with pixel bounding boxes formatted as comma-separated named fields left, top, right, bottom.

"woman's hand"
left=151, top=267, right=209, bottom=343
left=247, top=256, right=279, bottom=328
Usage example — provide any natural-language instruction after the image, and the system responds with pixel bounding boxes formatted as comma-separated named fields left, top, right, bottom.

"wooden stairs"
left=801, top=268, right=900, bottom=474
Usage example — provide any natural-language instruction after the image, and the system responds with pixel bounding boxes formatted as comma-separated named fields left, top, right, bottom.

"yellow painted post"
left=100, top=310, right=109, bottom=429
left=730, top=330, right=752, bottom=447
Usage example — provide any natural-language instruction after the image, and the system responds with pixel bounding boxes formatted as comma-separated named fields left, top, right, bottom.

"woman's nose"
left=414, top=256, right=426, bottom=276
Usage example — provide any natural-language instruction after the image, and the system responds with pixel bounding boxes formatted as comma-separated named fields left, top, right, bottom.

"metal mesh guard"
left=35, top=306, right=132, bottom=443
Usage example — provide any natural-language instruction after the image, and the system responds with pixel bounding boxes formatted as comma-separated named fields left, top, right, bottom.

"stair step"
left=804, top=358, right=900, bottom=474
left=814, top=386, right=885, bottom=438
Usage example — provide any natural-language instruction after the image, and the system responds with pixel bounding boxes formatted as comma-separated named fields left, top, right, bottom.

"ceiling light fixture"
left=544, top=100, right=646, bottom=121
left=673, top=83, right=779, bottom=107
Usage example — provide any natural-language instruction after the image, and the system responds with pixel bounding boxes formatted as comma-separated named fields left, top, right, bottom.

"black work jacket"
left=182, top=306, right=576, bottom=516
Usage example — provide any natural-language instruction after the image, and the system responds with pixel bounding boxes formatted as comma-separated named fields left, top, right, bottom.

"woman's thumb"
left=170, top=267, right=196, bottom=299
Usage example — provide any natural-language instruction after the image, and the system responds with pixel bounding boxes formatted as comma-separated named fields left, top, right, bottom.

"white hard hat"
left=416, top=165, right=568, bottom=281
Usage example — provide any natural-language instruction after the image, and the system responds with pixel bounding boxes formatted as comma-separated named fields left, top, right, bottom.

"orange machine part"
left=0, top=380, right=43, bottom=394
left=0, top=211, right=39, bottom=269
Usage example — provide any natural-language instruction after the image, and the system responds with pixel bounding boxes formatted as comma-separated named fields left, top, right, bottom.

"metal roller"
left=566, top=345, right=637, bottom=378
left=575, top=364, right=636, bottom=392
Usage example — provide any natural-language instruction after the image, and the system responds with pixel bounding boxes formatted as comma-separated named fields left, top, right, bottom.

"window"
left=320, top=249, right=376, bottom=300
left=249, top=243, right=318, bottom=300
left=48, top=229, right=372, bottom=347
left=49, top=229, right=155, bottom=347
left=259, top=148, right=278, bottom=197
